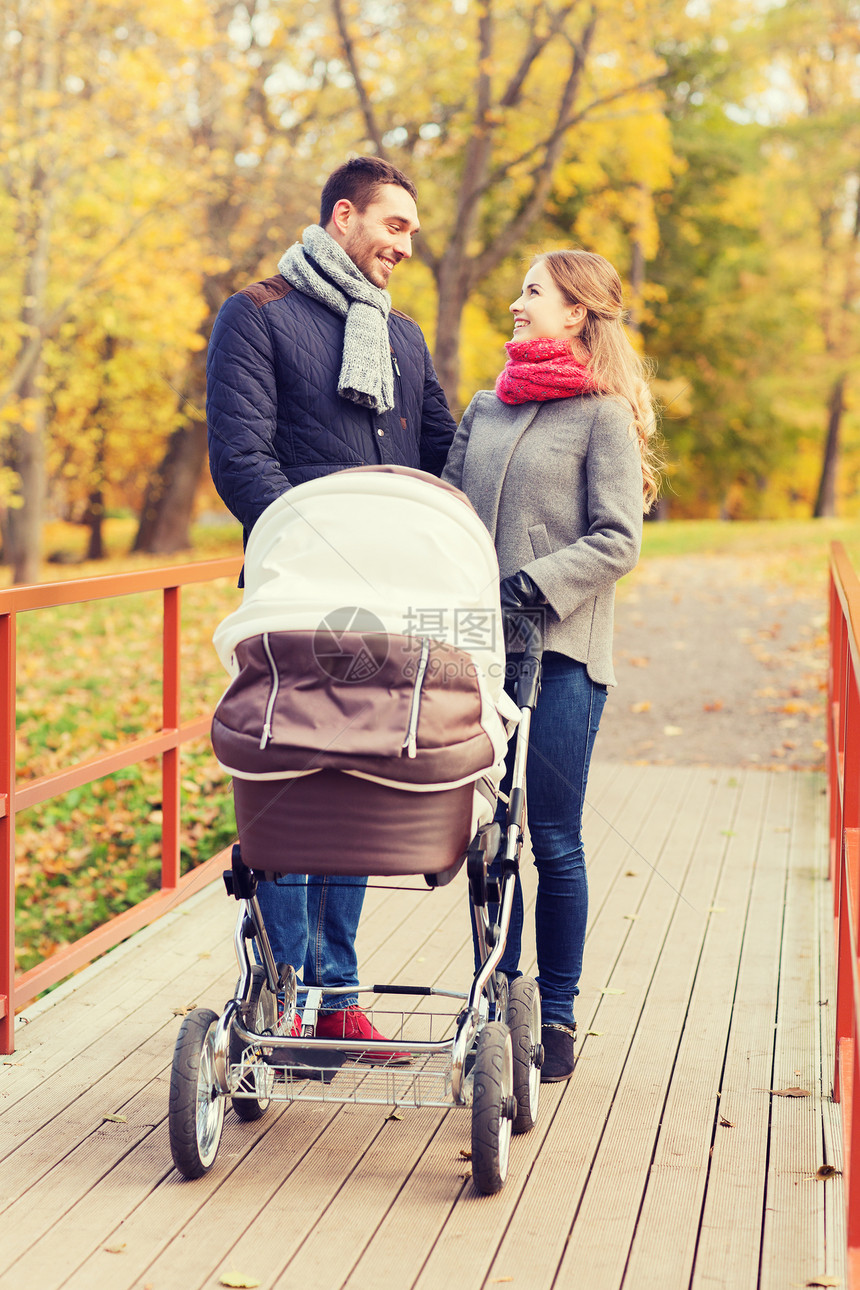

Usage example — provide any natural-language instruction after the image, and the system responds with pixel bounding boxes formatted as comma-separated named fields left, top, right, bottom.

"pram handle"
left=506, top=611, right=543, bottom=710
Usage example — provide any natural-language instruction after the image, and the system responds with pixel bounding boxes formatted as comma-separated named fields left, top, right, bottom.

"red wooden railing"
left=0, top=557, right=242, bottom=1054
left=829, top=541, right=860, bottom=1287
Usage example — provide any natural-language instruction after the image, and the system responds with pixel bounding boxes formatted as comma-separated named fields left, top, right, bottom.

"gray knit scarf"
left=278, top=225, right=394, bottom=414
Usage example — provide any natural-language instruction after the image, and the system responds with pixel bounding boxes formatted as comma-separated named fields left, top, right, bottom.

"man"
left=206, top=157, right=456, bottom=1056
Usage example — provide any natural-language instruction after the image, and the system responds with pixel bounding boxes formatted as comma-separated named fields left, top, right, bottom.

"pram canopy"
left=211, top=466, right=517, bottom=876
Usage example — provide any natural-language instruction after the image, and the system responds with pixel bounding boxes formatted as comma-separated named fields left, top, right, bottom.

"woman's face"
left=509, top=261, right=585, bottom=343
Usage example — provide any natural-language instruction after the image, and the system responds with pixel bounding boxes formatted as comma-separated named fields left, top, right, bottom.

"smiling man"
left=206, top=156, right=455, bottom=1056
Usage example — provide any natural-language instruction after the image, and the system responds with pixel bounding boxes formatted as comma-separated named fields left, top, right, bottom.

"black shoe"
left=540, top=1023, right=576, bottom=1082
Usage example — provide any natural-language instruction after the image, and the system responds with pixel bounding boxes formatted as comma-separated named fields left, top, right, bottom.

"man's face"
left=329, top=184, right=420, bottom=289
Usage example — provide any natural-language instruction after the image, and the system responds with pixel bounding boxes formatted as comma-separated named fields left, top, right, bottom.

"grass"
left=9, top=511, right=858, bottom=975
left=640, top=514, right=860, bottom=589
left=11, top=516, right=244, bottom=974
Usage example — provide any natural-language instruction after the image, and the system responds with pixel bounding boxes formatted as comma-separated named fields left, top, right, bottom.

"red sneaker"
left=274, top=1010, right=303, bottom=1037
left=315, top=1005, right=411, bottom=1065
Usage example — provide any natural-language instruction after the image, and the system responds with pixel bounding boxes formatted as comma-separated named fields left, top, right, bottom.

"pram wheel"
left=507, top=977, right=542, bottom=1133
left=470, top=1022, right=516, bottom=1194
left=230, top=966, right=277, bottom=1122
left=169, top=1008, right=226, bottom=1178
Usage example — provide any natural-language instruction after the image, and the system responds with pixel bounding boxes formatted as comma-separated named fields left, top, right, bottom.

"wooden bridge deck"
left=0, top=763, right=843, bottom=1290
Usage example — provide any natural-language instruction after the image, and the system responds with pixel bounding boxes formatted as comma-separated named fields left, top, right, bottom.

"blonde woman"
left=443, top=249, right=659, bottom=1082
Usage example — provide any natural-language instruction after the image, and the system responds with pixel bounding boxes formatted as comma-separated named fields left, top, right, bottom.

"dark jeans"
left=477, top=651, right=607, bottom=1027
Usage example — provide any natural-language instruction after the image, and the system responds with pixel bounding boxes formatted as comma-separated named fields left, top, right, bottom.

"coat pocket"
left=528, top=522, right=552, bottom=559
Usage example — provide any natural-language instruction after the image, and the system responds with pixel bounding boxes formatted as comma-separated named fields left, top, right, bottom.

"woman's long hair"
left=535, top=250, right=661, bottom=511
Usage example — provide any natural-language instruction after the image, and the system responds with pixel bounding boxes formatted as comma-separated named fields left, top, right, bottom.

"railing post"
left=0, top=611, right=16, bottom=1054
left=162, top=585, right=181, bottom=891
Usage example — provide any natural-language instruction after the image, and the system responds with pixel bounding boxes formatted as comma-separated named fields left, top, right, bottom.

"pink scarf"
left=494, top=337, right=598, bottom=405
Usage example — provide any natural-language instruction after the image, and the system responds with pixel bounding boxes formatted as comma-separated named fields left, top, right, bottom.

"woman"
left=443, top=249, right=659, bottom=1082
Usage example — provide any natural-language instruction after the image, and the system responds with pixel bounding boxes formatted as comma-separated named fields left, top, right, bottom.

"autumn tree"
left=329, top=0, right=674, bottom=406
left=132, top=1, right=363, bottom=553
left=761, top=0, right=860, bottom=517
left=0, top=0, right=211, bottom=581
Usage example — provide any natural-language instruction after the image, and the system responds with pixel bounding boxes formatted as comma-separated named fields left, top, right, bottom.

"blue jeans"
left=255, top=874, right=367, bottom=1011
left=478, top=652, right=607, bottom=1028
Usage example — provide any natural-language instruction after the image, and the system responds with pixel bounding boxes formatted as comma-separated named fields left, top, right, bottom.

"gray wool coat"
left=442, top=390, right=643, bottom=686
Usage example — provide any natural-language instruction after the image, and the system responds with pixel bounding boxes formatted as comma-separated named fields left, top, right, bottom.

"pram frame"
left=168, top=626, right=543, bottom=1194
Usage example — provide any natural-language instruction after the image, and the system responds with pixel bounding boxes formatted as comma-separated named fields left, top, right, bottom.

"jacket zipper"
left=259, top=633, right=279, bottom=749
left=403, top=638, right=430, bottom=759
left=390, top=346, right=404, bottom=424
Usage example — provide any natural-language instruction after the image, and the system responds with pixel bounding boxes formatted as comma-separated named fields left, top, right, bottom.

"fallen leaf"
left=719, top=1116, right=734, bottom=1128
left=102, top=1114, right=127, bottom=1124
left=490, top=1280, right=514, bottom=1285
left=459, top=1148, right=472, bottom=1159
left=806, top=1277, right=841, bottom=1287
left=172, top=1003, right=198, bottom=1017
left=631, top=700, right=651, bottom=714
left=600, top=988, right=625, bottom=996
left=663, top=725, right=683, bottom=736
left=386, top=1110, right=403, bottom=1121
left=629, top=656, right=650, bottom=668
left=198, top=951, right=211, bottom=959
left=460, top=1168, right=472, bottom=1180
left=623, top=914, right=639, bottom=921
left=104, top=1243, right=126, bottom=1254
left=703, top=700, right=724, bottom=712
left=219, top=1274, right=261, bottom=1289
left=771, top=1087, right=810, bottom=1097
left=815, top=1165, right=841, bottom=1180
left=624, top=870, right=638, bottom=877
left=585, top=1030, right=604, bottom=1037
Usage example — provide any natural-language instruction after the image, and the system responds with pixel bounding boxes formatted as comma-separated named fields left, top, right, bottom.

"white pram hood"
left=213, top=465, right=516, bottom=722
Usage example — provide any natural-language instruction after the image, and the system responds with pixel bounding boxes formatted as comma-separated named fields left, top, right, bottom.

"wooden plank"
left=411, top=766, right=714, bottom=1289
left=270, top=1108, right=450, bottom=1290
left=483, top=767, right=742, bottom=1290
left=0, top=887, right=236, bottom=1108
left=343, top=767, right=676, bottom=1290
left=0, top=933, right=240, bottom=1167
left=760, top=772, right=838, bottom=1290
left=58, top=1103, right=343, bottom=1290
left=631, top=771, right=791, bottom=1289
left=0, top=956, right=237, bottom=1210
left=133, top=1104, right=428, bottom=1290
left=816, top=772, right=847, bottom=1288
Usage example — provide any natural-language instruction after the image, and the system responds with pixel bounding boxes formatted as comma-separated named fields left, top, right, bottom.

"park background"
left=3, top=0, right=859, bottom=972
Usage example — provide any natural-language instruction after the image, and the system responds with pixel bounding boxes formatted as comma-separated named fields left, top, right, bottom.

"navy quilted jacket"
left=206, top=276, right=456, bottom=543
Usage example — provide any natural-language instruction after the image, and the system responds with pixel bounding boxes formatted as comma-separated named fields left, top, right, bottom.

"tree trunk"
left=83, top=487, right=105, bottom=561
left=432, top=261, right=472, bottom=413
left=628, top=236, right=645, bottom=335
left=132, top=420, right=208, bottom=554
left=813, top=374, right=846, bottom=518
left=1, top=356, right=46, bottom=585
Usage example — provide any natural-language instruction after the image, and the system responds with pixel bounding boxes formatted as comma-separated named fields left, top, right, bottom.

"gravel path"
left=596, top=554, right=828, bottom=771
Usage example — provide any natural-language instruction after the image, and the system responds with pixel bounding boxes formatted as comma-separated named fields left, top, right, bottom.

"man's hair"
left=320, top=156, right=418, bottom=226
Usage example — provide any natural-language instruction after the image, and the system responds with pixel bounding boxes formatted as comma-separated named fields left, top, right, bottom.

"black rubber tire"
left=169, top=1008, right=226, bottom=1179
left=471, top=1022, right=515, bottom=1195
left=230, top=968, right=277, bottom=1122
left=507, top=976, right=541, bottom=1134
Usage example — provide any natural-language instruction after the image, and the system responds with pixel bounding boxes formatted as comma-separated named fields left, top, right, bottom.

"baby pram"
left=167, top=466, right=544, bottom=1194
